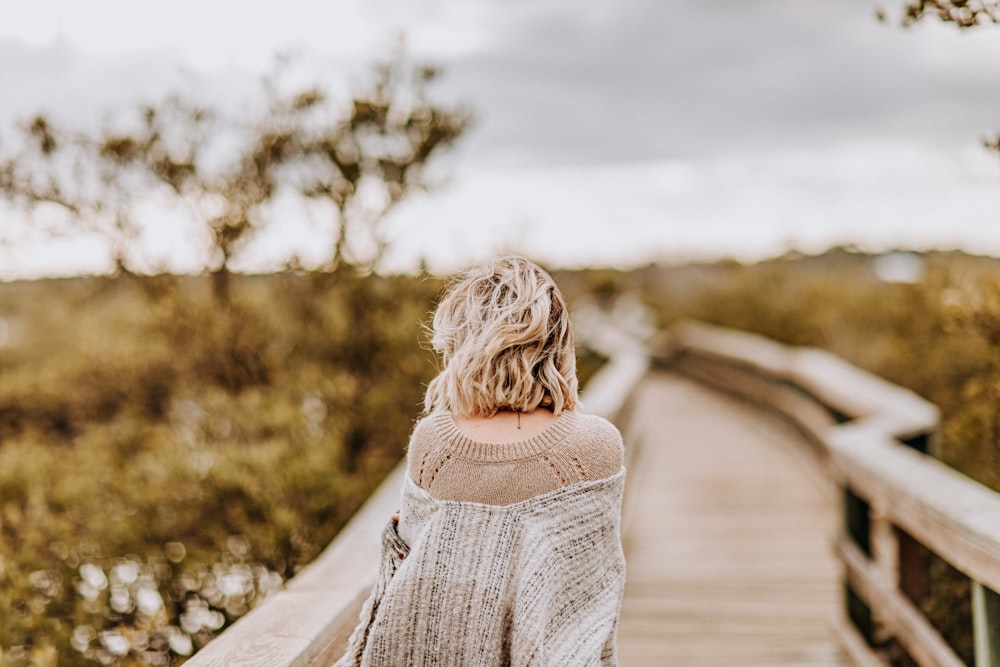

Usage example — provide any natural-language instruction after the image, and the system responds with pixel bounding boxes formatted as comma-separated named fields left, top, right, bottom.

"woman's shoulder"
left=405, top=413, right=447, bottom=479
left=410, top=412, right=441, bottom=435
left=406, top=413, right=442, bottom=453
left=562, top=411, right=624, bottom=477
left=569, top=411, right=623, bottom=444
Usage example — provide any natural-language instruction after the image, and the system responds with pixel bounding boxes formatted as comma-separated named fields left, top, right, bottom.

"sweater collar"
left=430, top=409, right=578, bottom=463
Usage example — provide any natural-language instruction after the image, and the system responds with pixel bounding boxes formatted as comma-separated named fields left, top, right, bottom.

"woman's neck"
left=451, top=408, right=560, bottom=443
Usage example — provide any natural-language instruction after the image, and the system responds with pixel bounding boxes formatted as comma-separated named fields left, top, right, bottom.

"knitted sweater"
left=407, top=410, right=624, bottom=505
left=334, top=469, right=627, bottom=666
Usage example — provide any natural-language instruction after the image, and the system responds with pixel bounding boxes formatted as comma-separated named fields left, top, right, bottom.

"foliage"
left=881, top=0, right=1000, bottom=28
left=0, top=271, right=442, bottom=666
left=296, top=57, right=471, bottom=271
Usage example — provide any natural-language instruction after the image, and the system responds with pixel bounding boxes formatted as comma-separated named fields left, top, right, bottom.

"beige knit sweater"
left=407, top=410, right=624, bottom=505
left=333, top=411, right=627, bottom=666
left=335, top=469, right=626, bottom=667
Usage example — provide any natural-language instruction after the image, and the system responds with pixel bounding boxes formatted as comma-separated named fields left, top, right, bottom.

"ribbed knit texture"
left=334, top=470, right=626, bottom=667
left=407, top=410, right=624, bottom=505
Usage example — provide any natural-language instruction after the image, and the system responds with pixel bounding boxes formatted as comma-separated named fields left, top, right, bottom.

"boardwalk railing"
left=184, top=307, right=651, bottom=667
left=664, top=320, right=1000, bottom=667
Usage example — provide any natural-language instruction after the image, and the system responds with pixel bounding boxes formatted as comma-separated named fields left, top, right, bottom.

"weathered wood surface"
left=837, top=537, right=964, bottom=667
left=829, top=424, right=1000, bottom=596
left=667, top=320, right=939, bottom=445
left=618, top=373, right=846, bottom=666
left=666, top=320, right=1000, bottom=666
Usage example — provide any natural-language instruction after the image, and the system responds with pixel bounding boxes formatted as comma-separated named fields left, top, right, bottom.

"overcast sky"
left=3, top=0, right=1000, bottom=278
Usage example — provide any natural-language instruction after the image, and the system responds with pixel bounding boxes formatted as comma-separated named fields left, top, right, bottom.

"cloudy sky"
left=2, top=0, right=1000, bottom=278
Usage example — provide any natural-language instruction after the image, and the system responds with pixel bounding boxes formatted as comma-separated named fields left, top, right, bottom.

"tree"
left=886, top=0, right=1000, bottom=27
left=0, top=53, right=471, bottom=302
left=295, top=57, right=470, bottom=272
left=0, top=115, right=148, bottom=276
left=95, top=90, right=300, bottom=305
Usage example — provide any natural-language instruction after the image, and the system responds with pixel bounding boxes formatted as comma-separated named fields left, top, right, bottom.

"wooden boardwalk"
left=618, top=373, right=847, bottom=666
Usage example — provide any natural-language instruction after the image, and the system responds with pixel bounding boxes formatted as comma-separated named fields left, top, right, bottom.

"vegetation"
left=881, top=0, right=1000, bottom=30
left=0, top=271, right=445, bottom=666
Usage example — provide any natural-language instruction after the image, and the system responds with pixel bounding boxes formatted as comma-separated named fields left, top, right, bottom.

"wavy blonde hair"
left=423, top=256, right=578, bottom=417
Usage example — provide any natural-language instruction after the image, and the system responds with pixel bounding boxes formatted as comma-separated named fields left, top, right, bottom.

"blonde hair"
left=424, top=256, right=578, bottom=417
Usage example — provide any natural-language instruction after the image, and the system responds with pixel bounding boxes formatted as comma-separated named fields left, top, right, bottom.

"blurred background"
left=2, top=1, right=1000, bottom=665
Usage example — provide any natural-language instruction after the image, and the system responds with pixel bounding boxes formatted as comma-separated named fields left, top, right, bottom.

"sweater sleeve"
left=333, top=517, right=410, bottom=667
left=561, top=413, right=625, bottom=481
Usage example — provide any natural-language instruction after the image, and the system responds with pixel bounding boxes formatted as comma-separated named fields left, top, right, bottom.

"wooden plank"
left=177, top=588, right=361, bottom=667
left=667, top=320, right=938, bottom=441
left=837, top=536, right=965, bottom=667
left=666, top=319, right=1000, bottom=667
left=829, top=425, right=1000, bottom=595
left=834, top=613, right=892, bottom=667
left=973, top=582, right=1000, bottom=667
left=617, top=373, right=845, bottom=666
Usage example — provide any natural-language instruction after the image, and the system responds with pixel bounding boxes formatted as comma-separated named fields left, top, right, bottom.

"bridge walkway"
left=618, top=372, right=847, bottom=666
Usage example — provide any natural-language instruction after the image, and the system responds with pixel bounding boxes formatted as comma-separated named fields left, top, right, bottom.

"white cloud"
left=380, top=141, right=1000, bottom=273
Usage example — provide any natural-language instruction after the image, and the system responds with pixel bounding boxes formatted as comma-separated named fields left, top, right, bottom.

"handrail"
left=664, top=320, right=1000, bottom=667
left=184, top=308, right=651, bottom=667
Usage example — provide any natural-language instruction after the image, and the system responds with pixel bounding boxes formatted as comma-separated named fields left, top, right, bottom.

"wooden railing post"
left=870, top=509, right=900, bottom=649
left=973, top=582, right=1000, bottom=667
left=844, top=487, right=877, bottom=648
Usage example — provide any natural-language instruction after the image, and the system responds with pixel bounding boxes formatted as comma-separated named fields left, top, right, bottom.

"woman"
left=336, top=256, right=626, bottom=667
